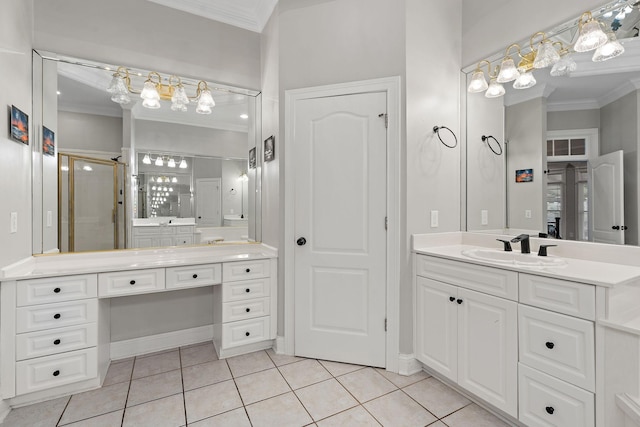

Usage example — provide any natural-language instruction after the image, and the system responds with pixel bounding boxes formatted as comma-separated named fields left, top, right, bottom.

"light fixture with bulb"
left=107, top=67, right=218, bottom=114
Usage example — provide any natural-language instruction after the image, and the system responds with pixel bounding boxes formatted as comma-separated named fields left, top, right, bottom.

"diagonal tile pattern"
left=0, top=341, right=512, bottom=427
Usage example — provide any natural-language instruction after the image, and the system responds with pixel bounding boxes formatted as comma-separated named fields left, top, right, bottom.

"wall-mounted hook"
left=433, top=125, right=458, bottom=148
left=481, top=135, right=503, bottom=155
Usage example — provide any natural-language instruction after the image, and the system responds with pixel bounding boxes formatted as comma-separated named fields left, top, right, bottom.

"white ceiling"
left=147, top=0, right=278, bottom=32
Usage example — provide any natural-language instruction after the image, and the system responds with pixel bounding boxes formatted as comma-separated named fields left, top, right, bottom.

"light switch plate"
left=481, top=210, right=488, bottom=225
left=430, top=210, right=439, bottom=228
left=525, top=210, right=532, bottom=219
left=47, top=211, right=53, bottom=227
left=10, top=212, right=17, bottom=233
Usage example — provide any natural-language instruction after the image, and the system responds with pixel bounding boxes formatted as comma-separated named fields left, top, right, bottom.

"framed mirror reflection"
left=464, top=0, right=640, bottom=246
left=32, top=51, right=262, bottom=255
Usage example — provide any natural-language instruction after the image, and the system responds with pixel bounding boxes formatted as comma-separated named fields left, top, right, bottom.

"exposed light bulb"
left=240, top=114, right=249, bottom=119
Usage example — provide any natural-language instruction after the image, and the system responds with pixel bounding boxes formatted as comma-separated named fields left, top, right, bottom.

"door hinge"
left=385, top=216, right=388, bottom=230
left=384, top=318, right=387, bottom=332
left=378, top=113, right=388, bottom=129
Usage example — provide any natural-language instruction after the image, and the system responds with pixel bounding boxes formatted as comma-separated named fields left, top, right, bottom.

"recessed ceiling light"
left=56, top=91, right=61, bottom=95
left=240, top=114, right=249, bottom=119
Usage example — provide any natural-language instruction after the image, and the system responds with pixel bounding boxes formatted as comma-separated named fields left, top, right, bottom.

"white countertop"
left=413, top=232, right=640, bottom=288
left=0, top=244, right=277, bottom=280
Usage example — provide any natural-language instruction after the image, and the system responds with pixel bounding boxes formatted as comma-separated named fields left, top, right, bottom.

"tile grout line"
left=226, top=356, right=256, bottom=427
left=119, top=356, right=136, bottom=427
left=54, top=396, right=72, bottom=427
left=178, top=348, right=188, bottom=427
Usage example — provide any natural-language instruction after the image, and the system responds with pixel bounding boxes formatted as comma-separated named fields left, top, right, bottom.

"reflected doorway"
left=59, top=153, right=125, bottom=252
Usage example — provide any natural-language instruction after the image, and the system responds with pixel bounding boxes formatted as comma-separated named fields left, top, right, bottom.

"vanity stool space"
left=0, top=245, right=277, bottom=407
left=411, top=232, right=640, bottom=427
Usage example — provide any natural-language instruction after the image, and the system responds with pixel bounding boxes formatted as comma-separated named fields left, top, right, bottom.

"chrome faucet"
left=510, top=234, right=530, bottom=254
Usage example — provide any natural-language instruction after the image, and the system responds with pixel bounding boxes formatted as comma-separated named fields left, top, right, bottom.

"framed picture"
left=10, top=105, right=29, bottom=145
left=249, top=147, right=256, bottom=169
left=43, top=126, right=55, bottom=156
left=516, top=169, right=533, bottom=183
left=264, top=135, right=275, bottom=162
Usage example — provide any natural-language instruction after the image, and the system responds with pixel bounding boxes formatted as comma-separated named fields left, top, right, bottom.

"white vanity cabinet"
left=132, top=224, right=195, bottom=248
left=415, top=256, right=518, bottom=417
left=1, top=274, right=103, bottom=400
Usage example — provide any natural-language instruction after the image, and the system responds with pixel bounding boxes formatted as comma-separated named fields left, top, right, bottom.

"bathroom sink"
left=461, top=249, right=566, bottom=267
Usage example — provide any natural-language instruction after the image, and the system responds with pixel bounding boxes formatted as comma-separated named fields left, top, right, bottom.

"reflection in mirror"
left=32, top=52, right=262, bottom=254
left=464, top=0, right=640, bottom=246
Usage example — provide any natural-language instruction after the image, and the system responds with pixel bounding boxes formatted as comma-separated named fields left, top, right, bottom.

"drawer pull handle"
left=245, top=288, right=251, bottom=293
left=192, top=274, right=198, bottom=279
left=246, top=308, right=251, bottom=313
left=53, top=339, right=61, bottom=345
left=545, top=342, right=555, bottom=349
left=130, top=280, right=136, bottom=285
left=53, top=370, right=60, bottom=377
left=456, top=299, right=463, bottom=304
left=245, top=268, right=251, bottom=273
left=53, top=313, right=61, bottom=319
left=449, top=296, right=455, bottom=302
left=53, top=287, right=61, bottom=294
left=545, top=406, right=554, bottom=415
left=245, top=332, right=250, bottom=337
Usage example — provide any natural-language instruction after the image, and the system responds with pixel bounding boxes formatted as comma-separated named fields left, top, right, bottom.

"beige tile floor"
left=0, top=342, right=513, bottom=427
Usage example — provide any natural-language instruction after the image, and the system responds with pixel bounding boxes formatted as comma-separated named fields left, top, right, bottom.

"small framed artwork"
left=43, top=126, right=55, bottom=156
left=264, top=135, right=275, bottom=162
left=249, top=147, right=256, bottom=169
left=516, top=169, right=533, bottom=183
left=10, top=105, right=29, bottom=145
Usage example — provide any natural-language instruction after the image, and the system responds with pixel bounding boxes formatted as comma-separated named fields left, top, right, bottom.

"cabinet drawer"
left=175, top=235, right=194, bottom=246
left=16, top=275, right=97, bottom=307
left=416, top=255, right=518, bottom=300
left=133, top=226, right=174, bottom=236
left=222, top=298, right=270, bottom=322
left=519, top=274, right=595, bottom=320
left=166, top=264, right=221, bottom=290
left=16, top=299, right=98, bottom=334
left=98, top=269, right=165, bottom=297
left=222, top=278, right=270, bottom=302
left=222, top=317, right=270, bottom=348
left=176, top=226, right=194, bottom=234
left=519, top=305, right=595, bottom=391
left=223, top=260, right=270, bottom=282
left=16, top=347, right=98, bottom=396
left=16, top=323, right=97, bottom=361
left=519, top=364, right=594, bottom=427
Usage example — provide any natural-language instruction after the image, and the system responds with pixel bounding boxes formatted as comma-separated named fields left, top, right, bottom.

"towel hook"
left=481, top=135, right=503, bottom=156
left=433, top=126, right=458, bottom=149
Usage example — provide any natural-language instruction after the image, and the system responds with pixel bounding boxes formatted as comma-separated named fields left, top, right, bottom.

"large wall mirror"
left=464, top=0, right=640, bottom=246
left=32, top=51, right=262, bottom=254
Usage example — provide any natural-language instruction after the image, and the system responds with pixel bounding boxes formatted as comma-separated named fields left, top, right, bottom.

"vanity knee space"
left=414, top=254, right=596, bottom=426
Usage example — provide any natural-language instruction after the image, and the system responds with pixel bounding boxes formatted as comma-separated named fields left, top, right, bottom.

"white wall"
left=506, top=98, right=547, bottom=232
left=58, top=111, right=123, bottom=154
left=221, top=160, right=245, bottom=217
left=547, top=109, right=600, bottom=132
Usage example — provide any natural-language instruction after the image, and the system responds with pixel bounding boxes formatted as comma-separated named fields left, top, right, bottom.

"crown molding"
left=598, top=77, right=640, bottom=107
left=504, top=83, right=556, bottom=107
left=147, top=0, right=278, bottom=33
left=547, top=99, right=600, bottom=112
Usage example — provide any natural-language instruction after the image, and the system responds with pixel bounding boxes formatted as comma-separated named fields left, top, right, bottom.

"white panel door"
left=589, top=150, right=624, bottom=244
left=457, top=288, right=518, bottom=417
left=415, top=277, right=458, bottom=381
left=196, top=178, right=221, bottom=226
left=294, top=91, right=387, bottom=367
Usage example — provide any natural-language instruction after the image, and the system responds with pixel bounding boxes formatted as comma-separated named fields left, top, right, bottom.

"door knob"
left=612, top=225, right=620, bottom=230
left=297, top=237, right=307, bottom=246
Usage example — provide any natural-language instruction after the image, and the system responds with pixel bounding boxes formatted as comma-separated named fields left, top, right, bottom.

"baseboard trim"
left=273, top=336, right=286, bottom=354
left=110, top=325, right=214, bottom=360
left=398, top=354, right=422, bottom=376
left=0, top=398, right=10, bottom=424
left=617, top=393, right=640, bottom=425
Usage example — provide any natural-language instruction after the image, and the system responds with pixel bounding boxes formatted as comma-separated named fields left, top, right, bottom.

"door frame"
left=283, top=76, right=402, bottom=372
left=195, top=177, right=222, bottom=227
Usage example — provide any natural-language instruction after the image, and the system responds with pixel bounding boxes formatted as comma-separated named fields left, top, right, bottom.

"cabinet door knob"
left=245, top=288, right=251, bottom=293
left=192, top=274, right=198, bottom=279
left=53, top=313, right=61, bottom=319
left=245, top=268, right=251, bottom=273
left=246, top=308, right=251, bottom=313
left=53, top=287, right=61, bottom=293
left=245, top=332, right=250, bottom=337
left=545, top=342, right=555, bottom=349
left=53, top=339, right=61, bottom=345
left=130, top=280, right=136, bottom=285
left=449, top=296, right=455, bottom=302
left=545, top=406, right=554, bottom=415
left=53, top=370, right=60, bottom=377
left=456, top=299, right=463, bottom=304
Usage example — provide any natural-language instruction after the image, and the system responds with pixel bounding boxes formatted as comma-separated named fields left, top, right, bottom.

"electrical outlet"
left=47, top=211, right=52, bottom=227
left=430, top=210, right=439, bottom=228
left=481, top=210, right=489, bottom=225
left=10, top=212, right=18, bottom=233
left=525, top=210, right=532, bottom=219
